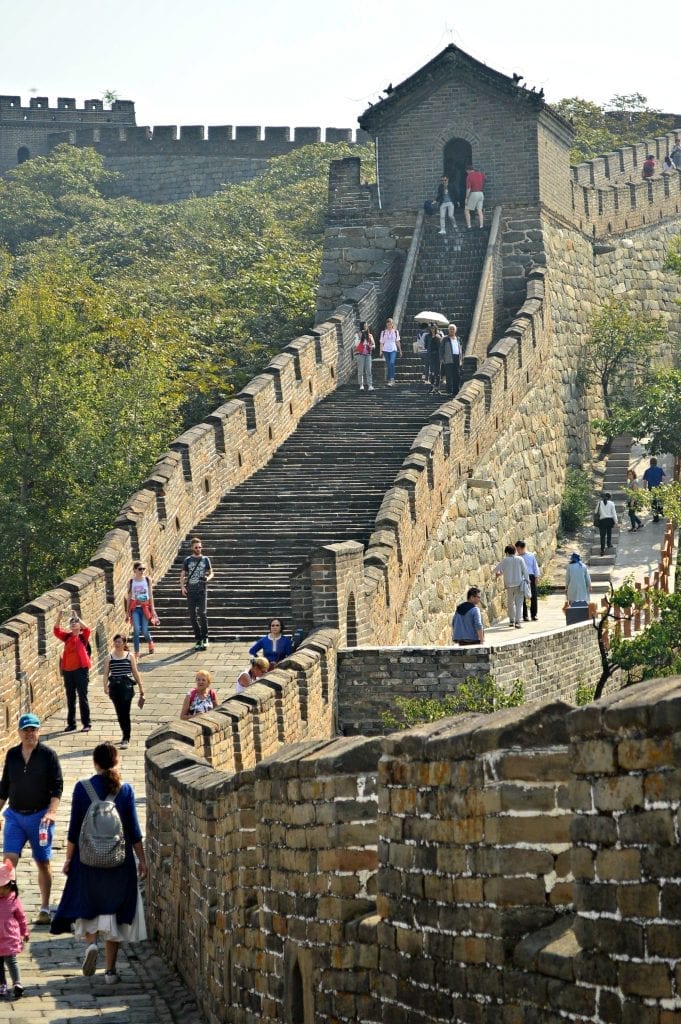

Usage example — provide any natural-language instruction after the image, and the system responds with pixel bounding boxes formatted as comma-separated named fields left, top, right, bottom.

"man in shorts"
left=464, top=163, right=486, bottom=229
left=0, top=714, right=63, bottom=924
left=180, top=537, right=214, bottom=650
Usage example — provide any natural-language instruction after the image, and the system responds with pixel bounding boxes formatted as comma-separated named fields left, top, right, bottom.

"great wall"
left=2, top=43, right=681, bottom=1022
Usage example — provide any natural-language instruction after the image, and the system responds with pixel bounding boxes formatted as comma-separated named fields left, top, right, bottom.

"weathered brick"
left=619, top=961, right=672, bottom=998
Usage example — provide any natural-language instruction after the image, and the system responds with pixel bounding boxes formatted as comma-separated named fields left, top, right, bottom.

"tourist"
left=643, top=457, right=666, bottom=522
left=354, top=321, right=375, bottom=391
left=236, top=656, right=270, bottom=694
left=179, top=537, right=214, bottom=651
left=415, top=326, right=430, bottom=383
left=464, top=163, right=486, bottom=228
left=494, top=544, right=530, bottom=629
left=0, top=860, right=29, bottom=999
left=663, top=155, right=675, bottom=175
left=641, top=154, right=656, bottom=179
left=180, top=671, right=218, bottom=720
left=249, top=618, right=293, bottom=668
left=595, top=492, right=618, bottom=556
left=102, top=635, right=145, bottom=750
left=436, top=174, right=455, bottom=235
left=125, top=562, right=158, bottom=659
left=441, top=323, right=462, bottom=397
left=515, top=540, right=541, bottom=622
left=50, top=742, right=147, bottom=985
left=452, top=587, right=485, bottom=645
left=0, top=714, right=63, bottom=926
left=425, top=323, right=443, bottom=393
left=671, top=138, right=681, bottom=170
left=625, top=469, right=644, bottom=532
left=379, top=317, right=402, bottom=386
left=565, top=552, right=591, bottom=607
left=53, top=610, right=92, bottom=733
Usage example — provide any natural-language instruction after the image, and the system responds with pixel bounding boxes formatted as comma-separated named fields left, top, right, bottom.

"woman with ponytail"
left=50, top=742, right=147, bottom=985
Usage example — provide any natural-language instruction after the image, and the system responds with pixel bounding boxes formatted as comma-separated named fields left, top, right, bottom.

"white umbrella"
left=414, top=310, right=449, bottom=326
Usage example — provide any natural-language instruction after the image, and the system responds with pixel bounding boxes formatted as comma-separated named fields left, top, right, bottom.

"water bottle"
left=38, top=819, right=49, bottom=847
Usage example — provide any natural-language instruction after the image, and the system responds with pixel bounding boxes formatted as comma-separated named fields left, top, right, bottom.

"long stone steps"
left=151, top=379, right=447, bottom=641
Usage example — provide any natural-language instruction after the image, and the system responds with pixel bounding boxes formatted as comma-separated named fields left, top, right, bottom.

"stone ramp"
left=0, top=642, right=247, bottom=1022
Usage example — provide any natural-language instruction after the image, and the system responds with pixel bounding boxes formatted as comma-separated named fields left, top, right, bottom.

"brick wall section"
left=147, top=679, right=681, bottom=1021
left=571, top=128, right=681, bottom=187
left=336, top=621, right=601, bottom=735
left=0, top=269, right=397, bottom=760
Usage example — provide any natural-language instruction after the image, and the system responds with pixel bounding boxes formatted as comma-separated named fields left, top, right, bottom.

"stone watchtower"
left=358, top=44, right=573, bottom=222
left=0, top=95, right=136, bottom=175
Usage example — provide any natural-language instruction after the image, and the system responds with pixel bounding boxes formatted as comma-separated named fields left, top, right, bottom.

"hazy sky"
left=1, top=0, right=679, bottom=130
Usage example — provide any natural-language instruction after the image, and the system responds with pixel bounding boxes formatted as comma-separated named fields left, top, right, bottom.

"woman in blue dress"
left=248, top=617, right=293, bottom=669
left=50, top=742, right=147, bottom=984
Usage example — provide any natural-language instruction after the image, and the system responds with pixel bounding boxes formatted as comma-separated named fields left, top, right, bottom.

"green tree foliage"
left=609, top=590, right=681, bottom=684
left=594, top=369, right=681, bottom=456
left=560, top=467, right=592, bottom=534
left=580, top=298, right=666, bottom=418
left=0, top=259, right=186, bottom=619
left=0, top=140, right=375, bottom=616
left=381, top=675, right=524, bottom=731
left=552, top=94, right=678, bottom=163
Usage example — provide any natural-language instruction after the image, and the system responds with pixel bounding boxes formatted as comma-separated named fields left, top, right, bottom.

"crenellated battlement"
left=0, top=94, right=135, bottom=120
left=571, top=127, right=680, bottom=188
left=48, top=122, right=369, bottom=153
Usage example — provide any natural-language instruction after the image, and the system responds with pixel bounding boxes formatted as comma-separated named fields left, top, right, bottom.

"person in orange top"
left=53, top=611, right=92, bottom=733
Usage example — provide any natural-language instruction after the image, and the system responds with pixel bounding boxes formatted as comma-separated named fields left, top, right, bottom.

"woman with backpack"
left=102, top=635, right=146, bottom=750
left=50, top=742, right=147, bottom=985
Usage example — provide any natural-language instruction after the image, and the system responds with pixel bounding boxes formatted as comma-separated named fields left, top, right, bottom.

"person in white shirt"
left=494, top=544, right=530, bottom=628
left=595, top=492, right=618, bottom=556
left=515, top=540, right=541, bottom=622
left=379, top=317, right=402, bottom=386
left=441, top=323, right=462, bottom=396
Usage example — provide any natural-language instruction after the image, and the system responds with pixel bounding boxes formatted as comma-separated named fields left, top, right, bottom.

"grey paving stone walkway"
left=2, top=640, right=248, bottom=1022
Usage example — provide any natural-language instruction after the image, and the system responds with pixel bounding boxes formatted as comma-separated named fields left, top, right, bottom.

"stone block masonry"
left=146, top=672, right=681, bottom=1023
left=336, top=621, right=601, bottom=735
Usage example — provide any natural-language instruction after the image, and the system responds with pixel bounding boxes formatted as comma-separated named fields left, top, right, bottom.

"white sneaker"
left=104, top=971, right=120, bottom=985
left=359, top=384, right=364, bottom=390
left=368, top=386, right=374, bottom=391
left=82, top=943, right=99, bottom=976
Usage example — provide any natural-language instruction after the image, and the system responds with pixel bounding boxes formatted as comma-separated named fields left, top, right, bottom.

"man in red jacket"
left=464, top=163, right=486, bottom=229
left=53, top=611, right=92, bottom=733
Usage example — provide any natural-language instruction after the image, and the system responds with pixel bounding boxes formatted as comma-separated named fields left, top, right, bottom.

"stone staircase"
left=151, top=214, right=492, bottom=644
left=152, top=381, right=446, bottom=642
left=587, top=436, right=631, bottom=593
left=399, top=214, right=490, bottom=382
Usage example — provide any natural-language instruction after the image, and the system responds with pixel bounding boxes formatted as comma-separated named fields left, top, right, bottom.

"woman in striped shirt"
left=102, top=636, right=145, bottom=749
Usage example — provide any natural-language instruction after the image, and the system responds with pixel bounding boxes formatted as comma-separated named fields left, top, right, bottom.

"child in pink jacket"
left=0, top=860, right=29, bottom=998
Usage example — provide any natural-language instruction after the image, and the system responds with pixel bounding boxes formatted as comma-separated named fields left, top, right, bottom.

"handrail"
left=392, top=208, right=425, bottom=332
left=465, top=204, right=502, bottom=360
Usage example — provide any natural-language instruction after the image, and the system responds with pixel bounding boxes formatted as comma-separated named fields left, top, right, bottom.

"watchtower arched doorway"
left=443, top=137, right=472, bottom=207
left=17, top=145, right=30, bottom=164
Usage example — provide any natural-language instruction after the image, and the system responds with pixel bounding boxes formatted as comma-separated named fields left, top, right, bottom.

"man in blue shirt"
left=452, top=587, right=485, bottom=646
left=643, top=457, right=666, bottom=522
left=516, top=540, right=541, bottom=622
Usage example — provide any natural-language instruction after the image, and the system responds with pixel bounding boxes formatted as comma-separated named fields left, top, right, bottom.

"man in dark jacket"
left=452, top=587, right=485, bottom=645
left=0, top=714, right=63, bottom=924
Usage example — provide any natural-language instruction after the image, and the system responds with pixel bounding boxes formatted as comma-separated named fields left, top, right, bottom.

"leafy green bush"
left=560, top=468, right=592, bottom=534
left=536, top=577, right=554, bottom=598
left=381, top=675, right=524, bottom=731
left=575, top=680, right=596, bottom=706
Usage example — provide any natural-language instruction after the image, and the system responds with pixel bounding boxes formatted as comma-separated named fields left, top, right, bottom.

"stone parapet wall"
left=145, top=671, right=681, bottom=1023
left=336, top=622, right=601, bottom=735
left=571, top=167, right=681, bottom=238
left=571, top=128, right=681, bottom=188
left=0, top=270, right=399, bottom=760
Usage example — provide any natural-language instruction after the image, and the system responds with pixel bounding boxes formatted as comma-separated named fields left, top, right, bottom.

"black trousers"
left=187, top=587, right=209, bottom=642
left=64, top=667, right=90, bottom=728
left=598, top=517, right=614, bottom=552
left=522, top=574, right=538, bottom=620
left=444, top=362, right=460, bottom=396
left=109, top=681, right=134, bottom=741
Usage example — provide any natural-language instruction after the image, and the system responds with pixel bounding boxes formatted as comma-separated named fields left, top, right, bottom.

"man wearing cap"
left=0, top=714, right=63, bottom=925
